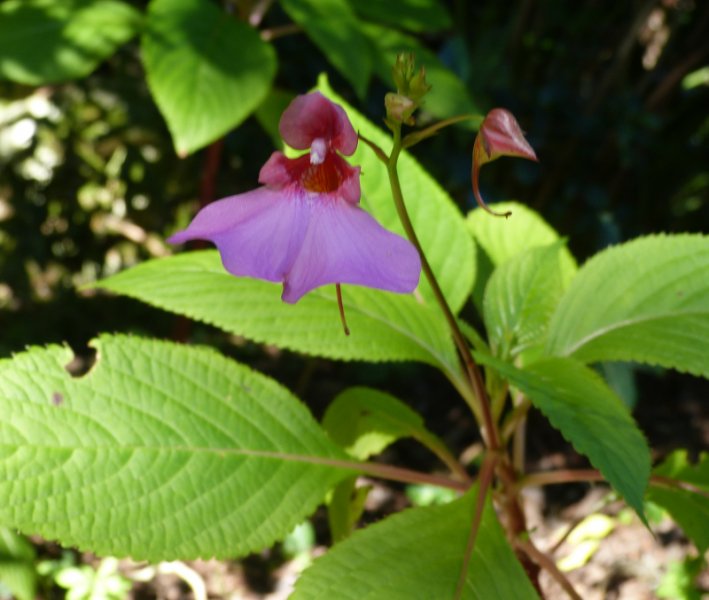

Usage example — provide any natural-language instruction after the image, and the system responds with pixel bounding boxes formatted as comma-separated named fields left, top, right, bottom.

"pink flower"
left=169, top=92, right=421, bottom=304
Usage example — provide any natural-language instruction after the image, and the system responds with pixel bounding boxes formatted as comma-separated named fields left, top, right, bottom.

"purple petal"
left=169, top=188, right=310, bottom=284
left=279, top=92, right=358, bottom=156
left=282, top=199, right=421, bottom=303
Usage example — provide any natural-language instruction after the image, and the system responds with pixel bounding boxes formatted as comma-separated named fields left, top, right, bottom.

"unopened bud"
left=472, top=109, right=538, bottom=217
left=386, top=53, right=432, bottom=127
left=385, top=93, right=416, bottom=126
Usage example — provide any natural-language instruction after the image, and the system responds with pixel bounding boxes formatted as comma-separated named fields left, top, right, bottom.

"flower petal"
left=169, top=188, right=310, bottom=283
left=279, top=92, right=358, bottom=156
left=282, top=199, right=421, bottom=303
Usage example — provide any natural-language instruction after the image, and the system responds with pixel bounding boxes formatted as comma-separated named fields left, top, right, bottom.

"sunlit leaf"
left=293, top=486, right=539, bottom=599
left=0, top=335, right=352, bottom=560
left=476, top=353, right=650, bottom=519
left=142, top=0, right=276, bottom=155
left=547, top=234, right=709, bottom=378
left=96, top=251, right=461, bottom=381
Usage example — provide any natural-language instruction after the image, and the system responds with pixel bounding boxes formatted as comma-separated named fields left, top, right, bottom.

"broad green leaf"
left=347, top=0, right=451, bottom=32
left=322, top=387, right=447, bottom=460
left=361, top=23, right=478, bottom=120
left=0, top=335, right=353, bottom=560
left=142, top=0, right=276, bottom=155
left=293, top=486, right=539, bottom=599
left=281, top=0, right=371, bottom=98
left=475, top=354, right=650, bottom=518
left=318, top=77, right=476, bottom=314
left=0, top=0, right=141, bottom=85
left=483, top=242, right=565, bottom=359
left=546, top=234, right=709, bottom=378
left=96, top=251, right=462, bottom=382
left=467, top=201, right=577, bottom=308
left=647, top=451, right=709, bottom=553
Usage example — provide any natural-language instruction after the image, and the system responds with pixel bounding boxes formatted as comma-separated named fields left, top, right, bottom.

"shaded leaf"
left=142, top=0, right=276, bottom=155
left=0, top=335, right=352, bottom=560
left=281, top=0, right=371, bottom=98
left=475, top=353, right=650, bottom=518
left=547, top=234, right=709, bottom=378
left=0, top=0, right=141, bottom=85
left=292, top=487, right=539, bottom=599
left=322, top=387, right=446, bottom=460
left=347, top=0, right=451, bottom=32
left=647, top=451, right=709, bottom=553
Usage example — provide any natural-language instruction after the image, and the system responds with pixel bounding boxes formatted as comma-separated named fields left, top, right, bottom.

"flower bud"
left=472, top=109, right=537, bottom=217
left=386, top=53, right=431, bottom=127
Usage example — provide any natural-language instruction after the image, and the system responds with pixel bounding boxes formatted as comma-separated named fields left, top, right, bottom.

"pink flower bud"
left=472, top=109, right=538, bottom=217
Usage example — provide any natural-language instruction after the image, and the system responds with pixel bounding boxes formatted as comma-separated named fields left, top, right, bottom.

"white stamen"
left=310, top=138, right=327, bottom=165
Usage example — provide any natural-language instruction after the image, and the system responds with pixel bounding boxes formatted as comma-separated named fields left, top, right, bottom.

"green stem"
left=386, top=126, right=501, bottom=451
left=402, top=113, right=483, bottom=149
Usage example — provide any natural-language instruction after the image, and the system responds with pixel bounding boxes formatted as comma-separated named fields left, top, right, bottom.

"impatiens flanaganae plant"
left=2, top=53, right=708, bottom=600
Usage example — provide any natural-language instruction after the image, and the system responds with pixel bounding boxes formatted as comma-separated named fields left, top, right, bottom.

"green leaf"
left=327, top=476, right=371, bottom=543
left=467, top=201, right=577, bottom=308
left=0, top=562, right=36, bottom=600
left=647, top=451, right=709, bottom=553
left=0, top=335, right=353, bottom=560
left=483, top=242, right=565, bottom=359
left=281, top=0, right=371, bottom=98
left=0, top=529, right=36, bottom=600
left=318, top=76, right=476, bottom=314
left=0, top=0, right=141, bottom=85
left=475, top=354, right=651, bottom=518
left=362, top=23, right=478, bottom=120
left=293, top=486, right=539, bottom=599
left=546, top=234, right=709, bottom=378
left=142, top=0, right=276, bottom=155
left=322, top=387, right=454, bottom=543
left=322, top=387, right=446, bottom=460
left=96, top=251, right=461, bottom=380
left=347, top=0, right=451, bottom=32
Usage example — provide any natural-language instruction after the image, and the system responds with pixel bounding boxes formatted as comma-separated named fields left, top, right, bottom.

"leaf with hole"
left=0, top=335, right=354, bottom=560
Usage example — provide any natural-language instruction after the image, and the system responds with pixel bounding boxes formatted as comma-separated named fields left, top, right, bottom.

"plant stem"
left=515, top=538, right=582, bottom=600
left=357, top=461, right=469, bottom=492
left=386, top=126, right=500, bottom=451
